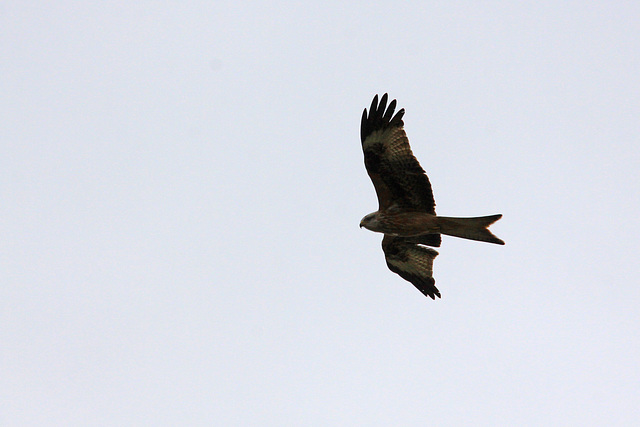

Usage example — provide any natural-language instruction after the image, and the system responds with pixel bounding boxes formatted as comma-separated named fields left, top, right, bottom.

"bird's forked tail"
left=436, top=214, right=504, bottom=245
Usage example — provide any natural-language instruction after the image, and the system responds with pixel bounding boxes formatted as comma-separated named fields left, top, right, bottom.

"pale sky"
left=2, top=2, right=640, bottom=425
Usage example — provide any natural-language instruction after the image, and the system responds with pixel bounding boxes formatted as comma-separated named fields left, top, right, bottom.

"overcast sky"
left=2, top=1, right=639, bottom=425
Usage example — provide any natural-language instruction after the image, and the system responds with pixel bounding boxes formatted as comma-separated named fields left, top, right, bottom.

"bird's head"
left=360, top=212, right=380, bottom=232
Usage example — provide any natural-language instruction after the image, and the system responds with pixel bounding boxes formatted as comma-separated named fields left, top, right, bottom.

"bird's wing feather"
left=361, top=94, right=436, bottom=213
left=382, top=235, right=441, bottom=300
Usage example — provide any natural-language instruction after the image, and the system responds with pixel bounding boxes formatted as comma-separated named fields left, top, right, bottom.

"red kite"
left=360, top=94, right=504, bottom=299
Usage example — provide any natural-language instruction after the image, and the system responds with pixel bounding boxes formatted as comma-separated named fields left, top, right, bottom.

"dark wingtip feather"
left=385, top=260, right=441, bottom=300
left=382, top=99, right=397, bottom=123
left=377, top=93, right=388, bottom=118
left=419, top=280, right=441, bottom=300
left=369, top=94, right=379, bottom=118
left=360, top=108, right=368, bottom=142
left=361, top=93, right=405, bottom=143
left=411, top=276, right=441, bottom=300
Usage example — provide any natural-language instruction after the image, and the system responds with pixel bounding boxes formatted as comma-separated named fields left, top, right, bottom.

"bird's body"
left=361, top=210, right=504, bottom=243
left=360, top=210, right=440, bottom=237
left=359, top=94, right=504, bottom=300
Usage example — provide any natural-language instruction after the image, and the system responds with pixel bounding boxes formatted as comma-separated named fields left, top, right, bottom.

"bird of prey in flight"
left=359, top=94, right=504, bottom=300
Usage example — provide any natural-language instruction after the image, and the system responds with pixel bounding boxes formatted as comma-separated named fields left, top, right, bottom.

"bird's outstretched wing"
left=361, top=94, right=436, bottom=214
left=382, top=235, right=441, bottom=300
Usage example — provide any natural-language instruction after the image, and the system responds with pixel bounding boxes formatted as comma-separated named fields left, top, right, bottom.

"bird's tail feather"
left=436, top=214, right=504, bottom=245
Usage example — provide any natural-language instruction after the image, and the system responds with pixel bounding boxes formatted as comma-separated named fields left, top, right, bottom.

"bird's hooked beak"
left=359, top=220, right=364, bottom=229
